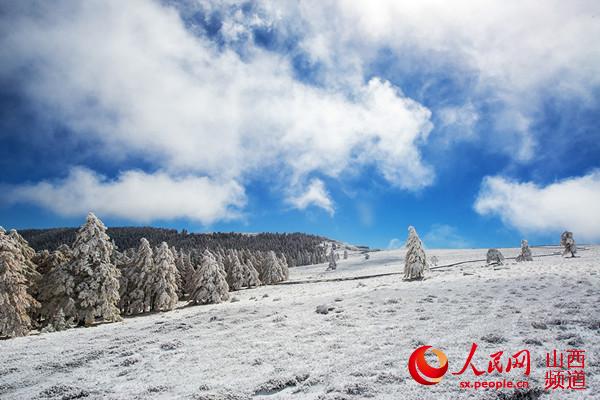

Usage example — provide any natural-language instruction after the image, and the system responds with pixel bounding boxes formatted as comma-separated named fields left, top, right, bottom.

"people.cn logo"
left=408, top=345, right=449, bottom=385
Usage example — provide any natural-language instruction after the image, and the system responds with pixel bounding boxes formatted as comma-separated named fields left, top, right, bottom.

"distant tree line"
left=19, top=227, right=329, bottom=267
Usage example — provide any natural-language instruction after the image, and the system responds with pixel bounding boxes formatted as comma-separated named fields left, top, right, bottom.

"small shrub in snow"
left=486, top=248, right=505, bottom=265
left=404, top=226, right=426, bottom=281
left=516, top=240, right=533, bottom=262
left=188, top=249, right=229, bottom=305
left=429, top=255, right=439, bottom=266
left=560, top=231, right=577, bottom=257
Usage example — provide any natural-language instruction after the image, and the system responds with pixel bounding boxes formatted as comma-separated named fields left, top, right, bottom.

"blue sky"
left=1, top=0, right=599, bottom=249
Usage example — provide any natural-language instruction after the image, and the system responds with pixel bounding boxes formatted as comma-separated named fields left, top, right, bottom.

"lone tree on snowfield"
left=486, top=248, right=504, bottom=265
left=327, top=247, right=337, bottom=270
left=560, top=231, right=577, bottom=258
left=404, top=226, right=426, bottom=280
left=188, top=249, right=229, bottom=305
left=516, top=240, right=533, bottom=262
left=343, top=250, right=348, bottom=260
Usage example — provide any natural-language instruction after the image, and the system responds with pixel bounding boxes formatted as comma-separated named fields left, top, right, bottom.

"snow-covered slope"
left=1, top=247, right=599, bottom=399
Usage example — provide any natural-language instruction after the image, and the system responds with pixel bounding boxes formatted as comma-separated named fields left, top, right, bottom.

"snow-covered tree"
left=516, top=240, right=533, bottom=262
left=243, top=257, right=261, bottom=288
left=486, top=248, right=504, bottom=265
left=560, top=231, right=577, bottom=257
left=327, top=247, right=337, bottom=270
left=41, top=308, right=70, bottom=333
left=430, top=255, right=439, bottom=267
left=259, top=251, right=287, bottom=285
left=8, top=229, right=40, bottom=293
left=343, top=250, right=348, bottom=260
left=404, top=226, right=426, bottom=280
left=68, top=213, right=121, bottom=325
left=150, top=242, right=179, bottom=311
left=188, top=249, right=229, bottom=305
left=225, top=250, right=246, bottom=291
left=0, top=230, right=40, bottom=337
left=176, top=251, right=195, bottom=296
left=365, top=253, right=370, bottom=260
left=120, top=238, right=154, bottom=315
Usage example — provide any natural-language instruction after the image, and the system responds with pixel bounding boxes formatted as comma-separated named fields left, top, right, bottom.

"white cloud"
left=286, top=179, right=334, bottom=216
left=5, top=168, right=246, bottom=224
left=243, top=0, right=600, bottom=162
left=475, top=172, right=600, bottom=242
left=0, top=0, right=435, bottom=222
left=423, top=224, right=470, bottom=248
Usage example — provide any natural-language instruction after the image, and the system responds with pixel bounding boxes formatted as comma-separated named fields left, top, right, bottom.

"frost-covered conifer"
left=404, top=226, right=426, bottom=280
left=243, top=258, right=261, bottom=287
left=327, top=247, right=337, bottom=270
left=430, top=255, right=439, bottom=267
left=343, top=250, right=348, bottom=260
left=177, top=252, right=195, bottom=296
left=259, top=251, right=287, bottom=285
left=8, top=229, right=40, bottom=292
left=365, top=253, right=370, bottom=260
left=121, top=238, right=154, bottom=315
left=486, top=248, right=504, bottom=265
left=560, top=231, right=577, bottom=257
left=68, top=212, right=121, bottom=325
left=225, top=250, right=245, bottom=291
left=0, top=230, right=40, bottom=337
left=150, top=242, right=179, bottom=311
left=188, top=249, right=229, bottom=305
left=516, top=240, right=533, bottom=262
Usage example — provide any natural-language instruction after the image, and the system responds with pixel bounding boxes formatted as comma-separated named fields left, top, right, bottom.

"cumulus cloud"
left=5, top=168, right=246, bottom=224
left=0, top=0, right=435, bottom=222
left=286, top=179, right=334, bottom=215
left=237, top=0, right=600, bottom=161
left=423, top=224, right=470, bottom=248
left=475, top=172, right=600, bottom=241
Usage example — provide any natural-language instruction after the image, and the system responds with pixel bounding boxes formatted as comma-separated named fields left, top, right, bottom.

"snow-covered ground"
left=2, top=246, right=599, bottom=399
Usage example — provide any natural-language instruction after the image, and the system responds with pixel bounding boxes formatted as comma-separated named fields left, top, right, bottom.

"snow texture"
left=2, top=245, right=599, bottom=399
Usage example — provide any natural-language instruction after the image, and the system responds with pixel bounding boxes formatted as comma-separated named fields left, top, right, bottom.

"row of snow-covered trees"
left=20, top=227, right=328, bottom=267
left=0, top=213, right=290, bottom=338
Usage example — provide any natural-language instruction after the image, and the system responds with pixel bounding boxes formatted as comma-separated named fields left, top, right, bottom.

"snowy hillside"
left=2, top=246, right=599, bottom=399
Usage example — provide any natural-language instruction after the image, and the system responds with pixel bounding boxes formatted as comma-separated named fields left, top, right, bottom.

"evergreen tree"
left=343, top=250, right=348, bottom=260
left=121, top=238, right=154, bottom=315
left=327, top=246, right=337, bottom=270
left=516, top=240, right=533, bottom=262
left=0, top=229, right=40, bottom=337
left=259, top=251, right=287, bottom=284
left=404, top=226, right=426, bottom=280
left=150, top=242, right=179, bottom=311
left=68, top=212, right=121, bottom=325
left=188, top=249, right=229, bottom=305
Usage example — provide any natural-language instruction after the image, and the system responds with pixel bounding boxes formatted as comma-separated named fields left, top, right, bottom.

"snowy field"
left=1, top=246, right=599, bottom=399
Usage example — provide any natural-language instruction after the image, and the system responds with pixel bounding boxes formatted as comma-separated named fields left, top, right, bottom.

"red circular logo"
left=408, top=345, right=449, bottom=385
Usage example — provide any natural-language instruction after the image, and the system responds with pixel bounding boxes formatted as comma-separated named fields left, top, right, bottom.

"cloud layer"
left=475, top=172, right=600, bottom=241
left=5, top=168, right=246, bottom=224
left=0, top=0, right=434, bottom=222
